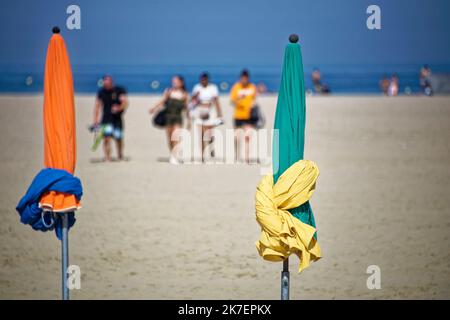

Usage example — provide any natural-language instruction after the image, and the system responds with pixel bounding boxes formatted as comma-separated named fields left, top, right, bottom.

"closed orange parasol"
left=39, top=27, right=80, bottom=213
left=16, top=26, right=83, bottom=300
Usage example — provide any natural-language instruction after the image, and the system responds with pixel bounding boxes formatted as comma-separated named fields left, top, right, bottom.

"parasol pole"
left=281, top=259, right=290, bottom=300
left=60, top=213, right=70, bottom=300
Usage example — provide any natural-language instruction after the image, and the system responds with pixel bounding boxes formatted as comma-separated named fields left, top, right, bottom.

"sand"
left=0, top=94, right=449, bottom=299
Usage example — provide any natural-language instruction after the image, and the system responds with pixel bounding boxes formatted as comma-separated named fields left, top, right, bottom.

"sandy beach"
left=0, top=94, right=449, bottom=299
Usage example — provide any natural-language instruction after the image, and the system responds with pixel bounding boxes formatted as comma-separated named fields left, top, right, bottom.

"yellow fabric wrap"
left=255, top=159, right=321, bottom=272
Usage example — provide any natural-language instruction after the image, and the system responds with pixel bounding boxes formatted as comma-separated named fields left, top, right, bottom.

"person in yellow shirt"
left=230, top=70, right=257, bottom=163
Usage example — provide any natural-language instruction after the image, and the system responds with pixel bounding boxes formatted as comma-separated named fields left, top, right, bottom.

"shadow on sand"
left=89, top=157, right=131, bottom=163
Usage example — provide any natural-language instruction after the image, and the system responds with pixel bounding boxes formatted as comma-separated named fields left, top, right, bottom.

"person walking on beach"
left=420, top=64, right=433, bottom=96
left=93, top=75, right=129, bottom=161
left=230, top=69, right=257, bottom=163
left=388, top=74, right=399, bottom=97
left=312, top=68, right=323, bottom=94
left=149, top=75, right=188, bottom=165
left=190, top=72, right=223, bottom=162
left=311, top=68, right=330, bottom=94
left=379, top=75, right=390, bottom=95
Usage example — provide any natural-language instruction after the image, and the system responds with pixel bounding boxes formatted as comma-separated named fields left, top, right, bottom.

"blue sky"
left=1, top=0, right=449, bottom=68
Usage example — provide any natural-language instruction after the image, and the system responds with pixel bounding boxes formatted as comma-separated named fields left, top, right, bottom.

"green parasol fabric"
left=272, top=36, right=317, bottom=236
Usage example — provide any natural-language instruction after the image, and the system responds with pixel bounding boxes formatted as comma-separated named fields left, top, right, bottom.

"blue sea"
left=1, top=63, right=450, bottom=94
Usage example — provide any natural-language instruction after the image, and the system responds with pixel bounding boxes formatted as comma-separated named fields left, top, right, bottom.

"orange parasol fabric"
left=39, top=28, right=80, bottom=213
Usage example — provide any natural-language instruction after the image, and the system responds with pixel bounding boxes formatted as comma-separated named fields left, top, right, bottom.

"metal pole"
left=61, top=213, right=69, bottom=300
left=281, top=258, right=290, bottom=300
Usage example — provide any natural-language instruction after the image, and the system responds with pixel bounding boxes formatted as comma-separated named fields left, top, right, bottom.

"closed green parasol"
left=254, top=34, right=321, bottom=300
left=273, top=36, right=317, bottom=233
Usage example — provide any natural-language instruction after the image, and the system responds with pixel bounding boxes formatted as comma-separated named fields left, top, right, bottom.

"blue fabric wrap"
left=16, top=168, right=83, bottom=240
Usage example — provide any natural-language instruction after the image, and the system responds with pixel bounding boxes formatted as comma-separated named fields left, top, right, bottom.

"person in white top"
left=190, top=72, right=223, bottom=162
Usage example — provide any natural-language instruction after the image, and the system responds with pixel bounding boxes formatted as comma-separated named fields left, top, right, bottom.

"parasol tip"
left=289, top=34, right=299, bottom=43
left=52, top=26, right=60, bottom=34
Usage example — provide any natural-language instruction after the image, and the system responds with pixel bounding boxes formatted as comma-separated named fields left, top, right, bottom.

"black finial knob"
left=52, top=26, right=60, bottom=34
left=289, top=34, right=299, bottom=43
